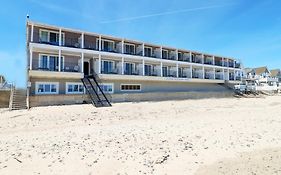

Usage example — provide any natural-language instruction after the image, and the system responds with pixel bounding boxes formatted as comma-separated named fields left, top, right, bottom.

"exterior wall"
left=30, top=77, right=82, bottom=95
left=29, top=91, right=233, bottom=107
left=101, top=79, right=227, bottom=94
left=30, top=94, right=89, bottom=107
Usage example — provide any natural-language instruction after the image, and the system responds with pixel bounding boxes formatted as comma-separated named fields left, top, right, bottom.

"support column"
left=213, top=68, right=216, bottom=79
left=81, top=33, right=84, bottom=49
left=190, top=65, right=193, bottom=78
left=213, top=56, right=215, bottom=65
left=31, top=24, right=34, bottom=42
left=121, top=57, right=124, bottom=75
left=189, top=52, right=192, bottom=62
left=81, top=52, right=84, bottom=73
left=176, top=63, right=179, bottom=78
left=59, top=28, right=62, bottom=46
left=160, top=46, right=163, bottom=58
left=142, top=59, right=145, bottom=76
left=58, top=50, right=61, bottom=72
left=98, top=54, right=101, bottom=74
left=142, top=43, right=145, bottom=56
left=202, top=54, right=204, bottom=64
left=202, top=66, right=205, bottom=79
left=227, top=69, right=230, bottom=80
left=121, top=39, right=124, bottom=53
left=160, top=62, right=163, bottom=77
left=99, top=35, right=102, bottom=51
left=29, top=48, right=33, bottom=70
left=176, top=49, right=178, bottom=61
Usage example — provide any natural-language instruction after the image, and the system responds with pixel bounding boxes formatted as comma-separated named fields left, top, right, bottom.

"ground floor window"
left=66, top=83, right=84, bottom=94
left=35, top=82, right=59, bottom=95
left=99, top=83, right=114, bottom=94
left=120, top=84, right=141, bottom=91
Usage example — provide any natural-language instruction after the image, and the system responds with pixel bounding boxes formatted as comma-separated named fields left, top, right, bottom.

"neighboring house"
left=270, top=69, right=281, bottom=82
left=245, top=66, right=271, bottom=79
left=26, top=21, right=243, bottom=107
left=245, top=66, right=278, bottom=83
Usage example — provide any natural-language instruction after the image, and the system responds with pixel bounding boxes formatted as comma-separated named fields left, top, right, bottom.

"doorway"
left=84, top=61, right=90, bottom=76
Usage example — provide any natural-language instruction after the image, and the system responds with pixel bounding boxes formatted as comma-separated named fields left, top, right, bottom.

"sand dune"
left=1, top=96, right=281, bottom=174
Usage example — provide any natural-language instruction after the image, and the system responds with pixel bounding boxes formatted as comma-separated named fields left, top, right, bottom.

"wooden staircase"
left=9, top=87, right=28, bottom=110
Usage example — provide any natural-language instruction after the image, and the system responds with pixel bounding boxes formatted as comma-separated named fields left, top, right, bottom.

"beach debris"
left=14, top=158, right=22, bottom=163
left=155, top=154, right=169, bottom=164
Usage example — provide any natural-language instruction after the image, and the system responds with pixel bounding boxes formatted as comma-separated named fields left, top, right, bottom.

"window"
left=39, top=54, right=64, bottom=71
left=125, top=44, right=135, bottom=54
left=178, top=52, right=183, bottom=60
left=97, top=39, right=115, bottom=52
left=124, top=63, right=135, bottom=75
left=39, top=29, right=64, bottom=45
left=101, top=60, right=114, bottom=74
left=66, top=83, right=84, bottom=94
left=99, top=83, right=114, bottom=94
left=36, top=82, right=59, bottom=95
left=121, top=84, right=141, bottom=91
left=144, top=47, right=152, bottom=57
left=162, top=66, right=168, bottom=77
left=39, top=55, right=48, bottom=69
left=162, top=50, right=169, bottom=59
left=145, top=65, right=152, bottom=76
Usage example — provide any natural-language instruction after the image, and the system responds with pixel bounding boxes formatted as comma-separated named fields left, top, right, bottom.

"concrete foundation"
left=29, top=90, right=234, bottom=107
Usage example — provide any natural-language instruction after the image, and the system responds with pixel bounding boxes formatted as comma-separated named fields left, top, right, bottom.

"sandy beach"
left=1, top=96, right=281, bottom=174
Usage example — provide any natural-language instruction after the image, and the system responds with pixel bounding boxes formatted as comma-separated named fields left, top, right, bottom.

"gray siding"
left=101, top=80, right=228, bottom=94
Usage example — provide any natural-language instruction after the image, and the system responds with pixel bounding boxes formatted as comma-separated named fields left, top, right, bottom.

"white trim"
left=31, top=24, right=34, bottom=42
left=99, top=83, right=114, bottom=94
left=39, top=29, right=65, bottom=45
left=124, top=43, right=135, bottom=54
left=65, top=82, right=84, bottom=94
left=38, top=53, right=65, bottom=70
left=35, top=82, right=59, bottom=95
left=120, top=84, right=141, bottom=92
left=144, top=46, right=153, bottom=57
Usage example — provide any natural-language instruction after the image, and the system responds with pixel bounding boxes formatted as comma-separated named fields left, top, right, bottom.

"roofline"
left=27, top=20, right=239, bottom=61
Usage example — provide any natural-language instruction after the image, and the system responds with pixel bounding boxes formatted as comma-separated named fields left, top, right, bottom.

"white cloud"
left=100, top=3, right=236, bottom=24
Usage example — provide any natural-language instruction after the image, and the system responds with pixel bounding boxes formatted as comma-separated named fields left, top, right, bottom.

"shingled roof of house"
left=270, top=69, right=281, bottom=77
left=253, top=66, right=270, bottom=75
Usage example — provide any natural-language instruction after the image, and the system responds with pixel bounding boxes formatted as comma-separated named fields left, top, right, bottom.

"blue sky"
left=0, top=0, right=281, bottom=87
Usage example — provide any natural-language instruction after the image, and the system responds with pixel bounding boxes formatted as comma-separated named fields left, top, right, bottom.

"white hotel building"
left=26, top=21, right=242, bottom=107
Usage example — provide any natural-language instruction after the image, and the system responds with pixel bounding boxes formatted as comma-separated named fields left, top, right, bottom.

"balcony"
left=204, top=57, right=213, bottom=65
left=178, top=68, right=191, bottom=78
left=192, top=70, right=203, bottom=79
left=204, top=71, right=214, bottom=79
left=235, top=63, right=241, bottom=68
left=215, top=73, right=223, bottom=80
left=192, top=56, right=202, bottom=64
left=124, top=42, right=143, bottom=56
left=29, top=59, right=83, bottom=79
left=144, top=65, right=158, bottom=76
left=228, top=62, right=234, bottom=68
left=101, top=68, right=119, bottom=74
left=215, top=61, right=222, bottom=66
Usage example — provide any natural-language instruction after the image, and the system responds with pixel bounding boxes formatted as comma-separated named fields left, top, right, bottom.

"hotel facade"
left=26, top=21, right=243, bottom=107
